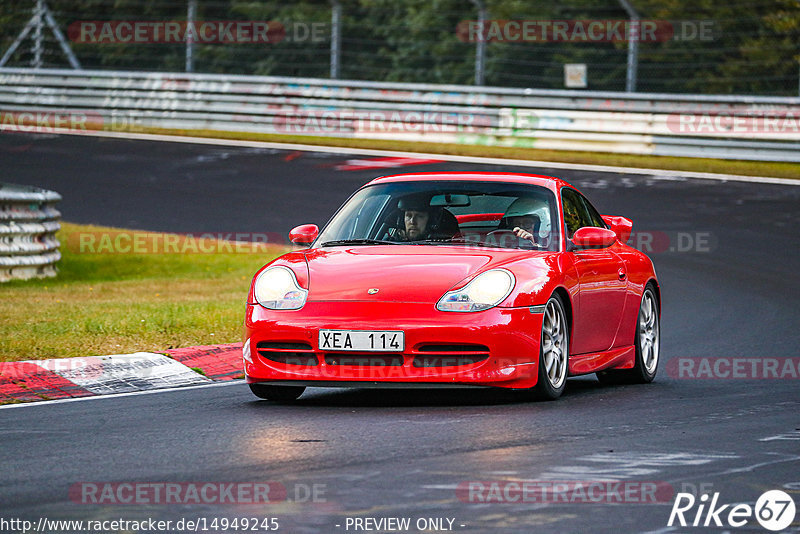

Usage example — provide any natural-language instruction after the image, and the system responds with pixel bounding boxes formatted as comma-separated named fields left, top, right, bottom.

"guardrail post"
left=0, top=183, right=62, bottom=282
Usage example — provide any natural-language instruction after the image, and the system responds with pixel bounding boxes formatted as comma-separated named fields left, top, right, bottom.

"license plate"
left=319, top=330, right=404, bottom=352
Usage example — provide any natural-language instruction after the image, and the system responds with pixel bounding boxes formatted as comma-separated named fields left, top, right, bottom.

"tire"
left=533, top=293, right=569, bottom=400
left=249, top=383, right=306, bottom=401
left=597, top=284, right=660, bottom=385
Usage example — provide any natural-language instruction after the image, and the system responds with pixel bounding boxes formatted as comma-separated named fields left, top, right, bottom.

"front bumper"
left=243, top=301, right=543, bottom=389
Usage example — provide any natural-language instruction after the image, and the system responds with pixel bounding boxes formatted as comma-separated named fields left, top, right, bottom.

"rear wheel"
left=533, top=294, right=569, bottom=400
left=249, top=383, right=306, bottom=401
left=597, top=284, right=660, bottom=385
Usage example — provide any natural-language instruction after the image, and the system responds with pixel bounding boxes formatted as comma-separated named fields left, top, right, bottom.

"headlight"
left=253, top=266, right=308, bottom=310
left=436, top=269, right=515, bottom=312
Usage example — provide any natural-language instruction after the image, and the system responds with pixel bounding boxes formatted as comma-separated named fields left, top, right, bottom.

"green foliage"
left=0, top=0, right=796, bottom=94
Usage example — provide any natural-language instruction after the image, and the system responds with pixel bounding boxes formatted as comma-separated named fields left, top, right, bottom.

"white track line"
left=0, top=379, right=243, bottom=410
left=34, top=128, right=800, bottom=186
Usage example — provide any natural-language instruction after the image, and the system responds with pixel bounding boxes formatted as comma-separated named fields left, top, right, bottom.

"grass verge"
left=0, top=222, right=286, bottom=362
left=123, top=126, right=800, bottom=180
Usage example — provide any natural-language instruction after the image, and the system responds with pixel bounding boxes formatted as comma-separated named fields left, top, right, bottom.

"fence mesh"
left=0, top=0, right=797, bottom=95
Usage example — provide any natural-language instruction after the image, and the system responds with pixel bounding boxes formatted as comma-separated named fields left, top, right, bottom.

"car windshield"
left=316, top=180, right=561, bottom=251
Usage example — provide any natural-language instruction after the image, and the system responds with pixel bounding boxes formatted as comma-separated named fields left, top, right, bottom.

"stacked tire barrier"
left=0, top=183, right=61, bottom=282
left=0, top=68, right=798, bottom=161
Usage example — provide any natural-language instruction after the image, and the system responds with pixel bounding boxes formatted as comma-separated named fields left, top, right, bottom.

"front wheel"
left=249, top=383, right=306, bottom=401
left=597, top=284, right=660, bottom=385
left=533, top=294, right=569, bottom=400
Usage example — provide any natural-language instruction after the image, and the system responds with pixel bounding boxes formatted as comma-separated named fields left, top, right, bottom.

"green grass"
left=0, top=223, right=286, bottom=362
left=126, top=126, right=800, bottom=180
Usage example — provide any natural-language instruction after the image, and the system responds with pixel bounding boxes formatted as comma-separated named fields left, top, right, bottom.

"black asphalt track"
left=1, top=132, right=799, bottom=534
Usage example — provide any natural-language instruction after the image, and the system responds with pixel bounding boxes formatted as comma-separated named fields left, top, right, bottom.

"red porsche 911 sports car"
left=243, top=172, right=660, bottom=401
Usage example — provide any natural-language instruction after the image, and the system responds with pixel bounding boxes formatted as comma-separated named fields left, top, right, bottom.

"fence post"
left=330, top=0, right=341, bottom=79
left=618, top=0, right=639, bottom=92
left=186, top=0, right=197, bottom=73
left=470, top=0, right=486, bottom=86
left=32, top=0, right=44, bottom=68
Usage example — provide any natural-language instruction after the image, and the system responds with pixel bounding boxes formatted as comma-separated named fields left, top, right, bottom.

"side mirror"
left=601, top=215, right=633, bottom=244
left=288, top=224, right=319, bottom=246
left=570, top=226, right=617, bottom=250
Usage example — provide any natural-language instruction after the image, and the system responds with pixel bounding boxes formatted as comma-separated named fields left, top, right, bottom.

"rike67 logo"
left=668, top=490, right=796, bottom=531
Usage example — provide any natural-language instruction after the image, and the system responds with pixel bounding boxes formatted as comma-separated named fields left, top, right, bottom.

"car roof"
left=366, top=171, right=571, bottom=192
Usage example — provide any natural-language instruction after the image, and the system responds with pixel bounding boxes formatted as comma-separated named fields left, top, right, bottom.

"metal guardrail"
left=0, top=68, right=798, bottom=161
left=0, top=183, right=61, bottom=282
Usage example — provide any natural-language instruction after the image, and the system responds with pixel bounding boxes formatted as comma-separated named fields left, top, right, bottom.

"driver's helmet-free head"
left=395, top=193, right=458, bottom=239
left=500, top=197, right=542, bottom=231
left=395, top=194, right=434, bottom=239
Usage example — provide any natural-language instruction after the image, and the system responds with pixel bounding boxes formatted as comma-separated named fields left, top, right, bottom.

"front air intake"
left=413, top=344, right=489, bottom=367
left=324, top=354, right=404, bottom=367
left=256, top=341, right=318, bottom=366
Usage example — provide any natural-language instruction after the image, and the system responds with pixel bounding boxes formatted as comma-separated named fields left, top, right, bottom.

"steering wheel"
left=486, top=229, right=540, bottom=249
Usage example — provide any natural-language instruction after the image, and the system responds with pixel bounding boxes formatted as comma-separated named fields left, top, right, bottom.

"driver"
left=394, top=195, right=434, bottom=241
left=403, top=209, right=429, bottom=240
left=392, top=195, right=458, bottom=241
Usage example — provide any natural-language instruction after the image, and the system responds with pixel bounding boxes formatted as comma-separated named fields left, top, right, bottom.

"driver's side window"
left=561, top=188, right=594, bottom=238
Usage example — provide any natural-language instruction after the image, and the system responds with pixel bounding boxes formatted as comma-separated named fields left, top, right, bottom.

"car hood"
left=304, top=245, right=516, bottom=303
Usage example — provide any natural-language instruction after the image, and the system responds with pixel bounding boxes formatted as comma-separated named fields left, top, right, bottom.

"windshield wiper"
left=320, top=239, right=395, bottom=246
left=402, top=239, right=466, bottom=246
left=442, top=237, right=507, bottom=248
